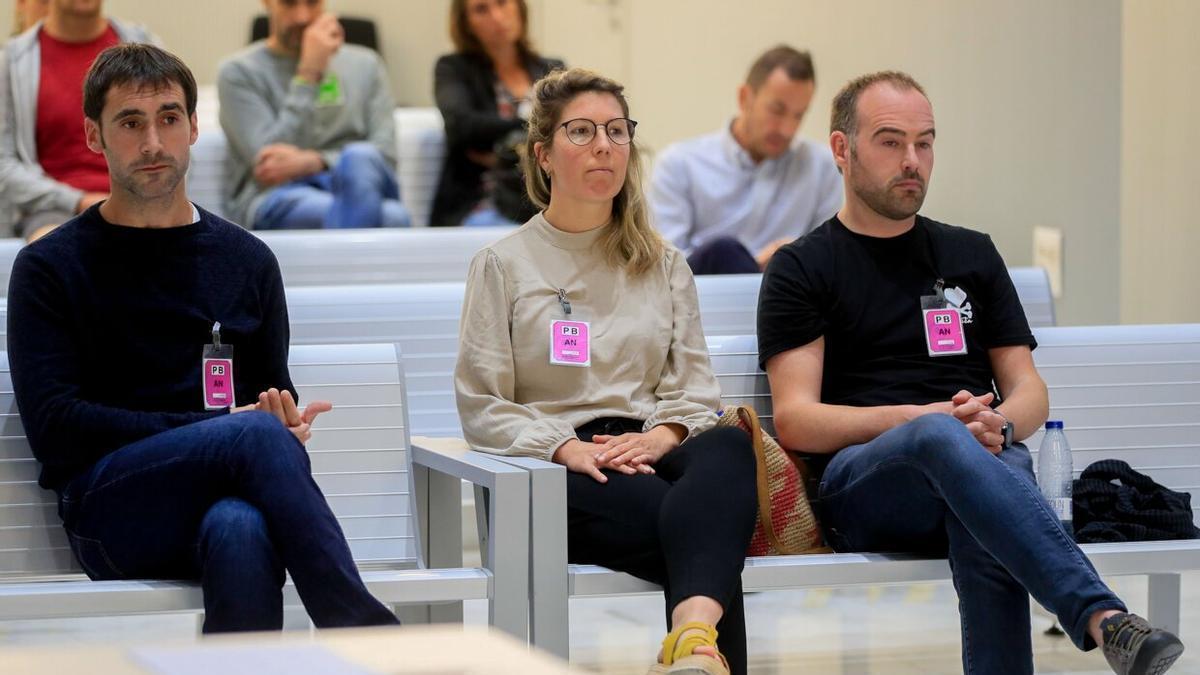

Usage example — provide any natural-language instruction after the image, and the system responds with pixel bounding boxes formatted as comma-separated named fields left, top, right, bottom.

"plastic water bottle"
left=1038, top=420, right=1074, bottom=538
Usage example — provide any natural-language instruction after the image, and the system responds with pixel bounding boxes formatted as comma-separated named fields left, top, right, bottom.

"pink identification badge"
left=922, top=308, right=967, bottom=357
left=550, top=320, right=591, bottom=367
left=202, top=321, right=236, bottom=409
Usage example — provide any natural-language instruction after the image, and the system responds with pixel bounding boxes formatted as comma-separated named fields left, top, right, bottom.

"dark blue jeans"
left=685, top=236, right=760, bottom=275
left=254, top=142, right=411, bottom=230
left=817, top=414, right=1125, bottom=675
left=58, top=411, right=399, bottom=633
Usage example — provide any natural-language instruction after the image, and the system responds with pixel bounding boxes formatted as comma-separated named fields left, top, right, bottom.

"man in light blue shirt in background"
left=650, top=45, right=842, bottom=274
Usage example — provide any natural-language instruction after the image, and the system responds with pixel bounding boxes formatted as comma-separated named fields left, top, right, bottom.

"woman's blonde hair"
left=522, top=68, right=664, bottom=276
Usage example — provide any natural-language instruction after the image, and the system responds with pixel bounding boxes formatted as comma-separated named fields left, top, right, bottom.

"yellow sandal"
left=647, top=621, right=730, bottom=675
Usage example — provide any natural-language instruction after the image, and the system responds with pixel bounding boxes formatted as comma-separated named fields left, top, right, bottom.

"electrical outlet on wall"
left=1033, top=226, right=1064, bottom=299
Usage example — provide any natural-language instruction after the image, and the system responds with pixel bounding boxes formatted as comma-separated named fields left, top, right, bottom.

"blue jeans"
left=461, top=206, right=517, bottom=228
left=817, top=414, right=1125, bottom=674
left=254, top=142, right=411, bottom=230
left=58, top=412, right=399, bottom=633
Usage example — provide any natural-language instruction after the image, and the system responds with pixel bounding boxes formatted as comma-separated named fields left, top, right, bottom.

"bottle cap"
left=1045, top=420, right=1064, bottom=430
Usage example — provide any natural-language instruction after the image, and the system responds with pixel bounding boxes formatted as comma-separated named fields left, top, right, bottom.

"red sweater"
left=36, top=25, right=119, bottom=194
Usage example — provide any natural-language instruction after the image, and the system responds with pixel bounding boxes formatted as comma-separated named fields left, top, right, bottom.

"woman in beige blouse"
left=455, top=68, right=757, bottom=675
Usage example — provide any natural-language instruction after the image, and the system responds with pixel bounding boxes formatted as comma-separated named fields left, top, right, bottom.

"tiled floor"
left=566, top=574, right=1200, bottom=674
left=1, top=573, right=1195, bottom=673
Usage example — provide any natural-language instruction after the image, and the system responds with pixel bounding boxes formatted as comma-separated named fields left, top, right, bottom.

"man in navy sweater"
left=6, top=43, right=398, bottom=632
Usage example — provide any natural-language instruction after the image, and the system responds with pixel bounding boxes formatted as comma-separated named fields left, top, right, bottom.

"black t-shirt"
left=7, top=205, right=295, bottom=490
left=757, top=215, right=1036, bottom=407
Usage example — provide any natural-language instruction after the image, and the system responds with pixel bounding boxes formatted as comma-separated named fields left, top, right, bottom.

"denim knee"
left=337, top=142, right=384, bottom=168
left=199, top=497, right=273, bottom=551
left=900, top=414, right=983, bottom=465
left=197, top=498, right=285, bottom=593
left=228, top=411, right=309, bottom=470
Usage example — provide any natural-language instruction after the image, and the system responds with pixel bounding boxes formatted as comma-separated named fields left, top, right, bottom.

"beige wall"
left=1120, top=0, right=1200, bottom=324
left=6, top=1, right=1188, bottom=326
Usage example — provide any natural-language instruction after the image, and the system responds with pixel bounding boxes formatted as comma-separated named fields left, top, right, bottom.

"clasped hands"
left=918, top=389, right=1006, bottom=455
left=254, top=144, right=325, bottom=187
left=232, top=387, right=332, bottom=445
left=552, top=424, right=685, bottom=483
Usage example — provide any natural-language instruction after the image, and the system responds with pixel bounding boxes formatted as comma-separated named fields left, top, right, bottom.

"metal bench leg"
left=427, top=469, right=466, bottom=624
left=485, top=470, right=530, bottom=642
left=527, top=465, right=569, bottom=659
left=490, top=456, right=568, bottom=657
left=1147, top=573, right=1181, bottom=634
left=474, top=484, right=490, bottom=568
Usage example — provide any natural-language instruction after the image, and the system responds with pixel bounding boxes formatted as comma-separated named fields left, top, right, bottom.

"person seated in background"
left=217, top=0, right=408, bottom=230
left=758, top=70, right=1184, bottom=675
left=10, top=0, right=49, bottom=36
left=431, top=0, right=563, bottom=227
left=0, top=0, right=155, bottom=242
left=455, top=67, right=757, bottom=675
left=650, top=45, right=841, bottom=274
left=7, top=43, right=400, bottom=633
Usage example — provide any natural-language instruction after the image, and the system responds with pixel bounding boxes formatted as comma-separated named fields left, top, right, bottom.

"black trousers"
left=566, top=418, right=757, bottom=675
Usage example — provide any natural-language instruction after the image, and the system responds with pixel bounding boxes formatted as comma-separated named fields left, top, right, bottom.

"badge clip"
left=202, top=321, right=236, bottom=410
left=557, top=288, right=572, bottom=317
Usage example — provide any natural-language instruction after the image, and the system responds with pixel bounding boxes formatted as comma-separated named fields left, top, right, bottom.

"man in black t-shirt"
left=758, top=71, right=1183, bottom=675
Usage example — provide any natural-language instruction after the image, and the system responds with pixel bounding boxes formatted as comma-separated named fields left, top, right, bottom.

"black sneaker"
left=1100, top=612, right=1184, bottom=675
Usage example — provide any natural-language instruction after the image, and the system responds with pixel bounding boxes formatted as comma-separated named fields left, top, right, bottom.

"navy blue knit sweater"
left=6, top=205, right=295, bottom=491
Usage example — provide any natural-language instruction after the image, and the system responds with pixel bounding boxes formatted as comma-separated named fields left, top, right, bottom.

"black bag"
left=491, top=129, right=539, bottom=225
left=1073, top=459, right=1200, bottom=543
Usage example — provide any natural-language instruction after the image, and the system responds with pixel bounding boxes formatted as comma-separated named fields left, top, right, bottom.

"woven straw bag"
left=716, top=404, right=827, bottom=556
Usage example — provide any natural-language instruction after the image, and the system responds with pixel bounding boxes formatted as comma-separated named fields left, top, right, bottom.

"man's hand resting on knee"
left=232, top=388, right=332, bottom=445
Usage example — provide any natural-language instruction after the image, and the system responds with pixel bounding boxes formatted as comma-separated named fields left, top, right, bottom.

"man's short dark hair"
left=83, top=43, right=197, bottom=123
left=830, top=70, right=928, bottom=141
left=745, top=45, right=815, bottom=90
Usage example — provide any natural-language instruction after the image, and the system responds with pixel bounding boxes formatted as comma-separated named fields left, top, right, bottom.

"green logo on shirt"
left=316, top=73, right=343, bottom=107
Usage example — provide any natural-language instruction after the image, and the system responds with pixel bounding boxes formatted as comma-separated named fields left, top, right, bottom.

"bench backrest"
left=258, top=228, right=512, bottom=287
left=0, top=343, right=420, bottom=578
left=272, top=277, right=806, bottom=436
left=707, top=325, right=1200, bottom=527
left=0, top=216, right=1055, bottom=322
left=0, top=227, right=512, bottom=298
left=0, top=265, right=1060, bottom=443
left=0, top=278, right=761, bottom=435
left=1009, top=267, right=1056, bottom=327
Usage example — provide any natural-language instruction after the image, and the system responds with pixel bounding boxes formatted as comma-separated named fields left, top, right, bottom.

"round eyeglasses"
left=558, top=117, right=637, bottom=146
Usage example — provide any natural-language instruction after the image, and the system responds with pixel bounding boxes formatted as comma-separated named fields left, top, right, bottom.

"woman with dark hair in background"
left=431, top=0, right=563, bottom=227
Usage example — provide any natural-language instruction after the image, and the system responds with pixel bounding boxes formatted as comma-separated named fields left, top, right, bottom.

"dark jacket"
left=1073, top=459, right=1200, bottom=543
left=431, top=51, right=564, bottom=227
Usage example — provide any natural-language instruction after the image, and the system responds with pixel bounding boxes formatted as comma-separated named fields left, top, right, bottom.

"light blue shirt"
left=649, top=123, right=843, bottom=256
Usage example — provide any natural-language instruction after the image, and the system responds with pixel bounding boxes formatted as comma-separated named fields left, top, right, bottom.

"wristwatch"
left=998, top=414, right=1014, bottom=448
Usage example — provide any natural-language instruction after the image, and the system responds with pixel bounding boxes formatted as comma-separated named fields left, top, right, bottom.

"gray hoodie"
left=216, top=42, right=397, bottom=228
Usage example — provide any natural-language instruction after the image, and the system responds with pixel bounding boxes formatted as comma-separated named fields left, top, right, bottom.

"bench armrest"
left=410, top=442, right=530, bottom=640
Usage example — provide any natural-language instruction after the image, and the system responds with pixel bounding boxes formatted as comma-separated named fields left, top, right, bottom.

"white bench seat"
left=486, top=324, right=1200, bottom=659
left=0, top=343, right=529, bottom=639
